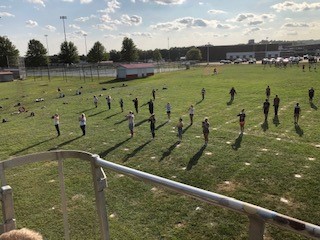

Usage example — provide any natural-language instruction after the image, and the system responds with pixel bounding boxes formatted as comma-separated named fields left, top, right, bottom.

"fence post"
left=91, top=155, right=109, bottom=240
left=0, top=185, right=16, bottom=234
left=248, top=215, right=265, bottom=240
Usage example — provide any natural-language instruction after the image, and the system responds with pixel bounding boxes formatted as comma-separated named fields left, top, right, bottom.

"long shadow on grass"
left=273, top=115, right=280, bottom=126
left=78, top=107, right=96, bottom=114
left=99, top=137, right=131, bottom=158
left=123, top=140, right=152, bottom=162
left=310, top=102, right=318, bottom=110
left=155, top=121, right=168, bottom=130
left=195, top=99, right=204, bottom=105
left=88, top=110, right=107, bottom=117
left=114, top=118, right=127, bottom=125
left=182, top=124, right=191, bottom=134
left=104, top=112, right=121, bottom=120
left=135, top=118, right=149, bottom=127
left=227, top=99, right=234, bottom=106
left=11, top=136, right=56, bottom=156
left=48, top=136, right=83, bottom=151
left=231, top=133, right=243, bottom=150
left=186, top=145, right=206, bottom=170
left=159, top=141, right=180, bottom=162
left=261, top=120, right=269, bottom=132
left=295, top=124, right=304, bottom=136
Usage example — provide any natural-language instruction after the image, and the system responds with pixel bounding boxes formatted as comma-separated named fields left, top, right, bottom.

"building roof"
left=118, top=63, right=154, bottom=69
left=0, top=72, right=13, bottom=75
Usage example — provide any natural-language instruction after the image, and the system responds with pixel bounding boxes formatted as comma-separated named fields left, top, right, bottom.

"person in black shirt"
left=148, top=99, right=154, bottom=114
left=273, top=95, right=280, bottom=116
left=237, top=109, right=246, bottom=133
left=263, top=99, right=270, bottom=121
left=294, top=103, right=301, bottom=124
left=133, top=98, right=139, bottom=113
left=230, top=87, right=237, bottom=101
left=309, top=87, right=315, bottom=102
left=266, top=86, right=271, bottom=99
left=149, top=113, right=156, bottom=139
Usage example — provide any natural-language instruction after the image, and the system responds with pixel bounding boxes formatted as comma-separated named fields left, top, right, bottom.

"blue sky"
left=1, top=0, right=320, bottom=56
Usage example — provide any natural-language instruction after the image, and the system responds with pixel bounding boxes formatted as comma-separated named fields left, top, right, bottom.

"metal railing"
left=1, top=150, right=320, bottom=239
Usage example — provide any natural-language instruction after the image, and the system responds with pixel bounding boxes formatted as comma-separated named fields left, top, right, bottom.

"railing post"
left=57, top=152, right=70, bottom=240
left=91, top=155, right=109, bottom=240
left=0, top=185, right=16, bottom=234
left=248, top=215, right=265, bottom=240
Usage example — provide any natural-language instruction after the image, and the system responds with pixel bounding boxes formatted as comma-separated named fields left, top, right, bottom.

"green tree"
left=0, top=36, right=19, bottom=67
left=58, top=41, right=79, bottom=64
left=186, top=47, right=202, bottom=61
left=121, top=37, right=138, bottom=62
left=109, top=50, right=121, bottom=62
left=87, top=41, right=108, bottom=63
left=25, top=39, right=48, bottom=67
left=153, top=49, right=162, bottom=62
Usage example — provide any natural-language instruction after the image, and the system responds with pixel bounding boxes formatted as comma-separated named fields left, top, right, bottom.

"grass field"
left=0, top=63, right=320, bottom=239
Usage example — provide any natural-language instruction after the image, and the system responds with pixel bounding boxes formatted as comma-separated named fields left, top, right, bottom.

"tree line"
left=0, top=36, right=202, bottom=68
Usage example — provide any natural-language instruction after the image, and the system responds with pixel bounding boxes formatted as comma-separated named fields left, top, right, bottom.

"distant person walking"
left=273, top=95, right=280, bottom=116
left=294, top=103, right=301, bottom=124
left=266, top=86, right=271, bottom=99
left=133, top=98, right=139, bottom=113
left=152, top=89, right=156, bottom=100
left=126, top=111, right=135, bottom=137
left=93, top=96, right=98, bottom=108
left=177, top=117, right=184, bottom=142
left=189, top=105, right=194, bottom=125
left=166, top=102, right=171, bottom=121
left=53, top=113, right=60, bottom=136
left=106, top=95, right=112, bottom=110
left=230, top=87, right=237, bottom=101
left=148, top=99, right=154, bottom=114
left=201, top=88, right=206, bottom=100
left=263, top=99, right=270, bottom=121
left=237, top=109, right=246, bottom=133
left=202, top=117, right=210, bottom=145
left=309, top=87, right=315, bottom=102
left=119, top=98, right=124, bottom=112
left=149, top=113, right=156, bottom=139
left=79, top=113, right=86, bottom=136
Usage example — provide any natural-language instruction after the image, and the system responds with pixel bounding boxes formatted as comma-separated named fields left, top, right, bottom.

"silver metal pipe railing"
left=0, top=150, right=320, bottom=239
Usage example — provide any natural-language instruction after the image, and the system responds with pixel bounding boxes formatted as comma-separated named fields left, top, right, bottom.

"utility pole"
left=60, top=16, right=67, bottom=42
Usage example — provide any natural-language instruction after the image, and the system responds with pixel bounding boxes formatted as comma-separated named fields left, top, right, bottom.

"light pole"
left=207, top=42, right=210, bottom=64
left=265, top=37, right=268, bottom=58
left=44, top=34, right=49, bottom=55
left=83, top=33, right=88, bottom=56
left=60, top=16, right=67, bottom=42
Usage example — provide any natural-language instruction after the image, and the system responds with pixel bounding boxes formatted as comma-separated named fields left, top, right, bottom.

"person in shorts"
left=230, top=87, right=237, bottom=101
left=294, top=103, right=301, bottom=124
left=202, top=117, right=210, bottom=145
left=237, top=109, right=246, bottom=133
left=53, top=113, right=60, bottom=136
left=266, top=86, right=271, bottom=99
left=126, top=111, right=135, bottom=137
left=149, top=113, right=156, bottom=139
left=177, top=117, right=183, bottom=142
left=263, top=99, right=270, bottom=121
left=189, top=105, right=194, bottom=125
left=273, top=95, right=280, bottom=116
left=166, top=102, right=171, bottom=121
left=309, top=87, right=315, bottom=102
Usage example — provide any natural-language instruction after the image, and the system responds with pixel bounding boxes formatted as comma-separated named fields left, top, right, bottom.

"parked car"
left=220, top=59, right=232, bottom=64
left=248, top=58, right=256, bottom=64
left=234, top=58, right=243, bottom=64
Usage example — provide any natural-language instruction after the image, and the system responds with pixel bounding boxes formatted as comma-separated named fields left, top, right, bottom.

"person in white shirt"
left=126, top=111, right=135, bottom=137
left=189, top=105, right=194, bottom=125
left=166, top=103, right=171, bottom=121
left=79, top=113, right=86, bottom=136
left=53, top=113, right=60, bottom=136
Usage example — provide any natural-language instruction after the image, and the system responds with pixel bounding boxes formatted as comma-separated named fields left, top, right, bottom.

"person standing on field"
left=53, top=113, right=60, bottom=136
left=237, top=109, right=246, bottom=133
left=149, top=113, right=156, bottom=139
left=126, top=111, right=135, bottom=137
left=266, top=86, right=271, bottom=99
left=309, top=87, right=315, bottom=102
left=93, top=96, right=98, bottom=108
left=106, top=95, right=112, bottom=110
left=133, top=98, right=139, bottom=113
left=189, top=105, right=194, bottom=125
left=177, top=117, right=183, bottom=142
left=119, top=98, right=124, bottom=112
left=263, top=99, right=270, bottom=121
left=201, top=88, right=206, bottom=100
left=202, top=117, right=210, bottom=146
left=152, top=89, right=156, bottom=100
left=148, top=99, right=154, bottom=114
left=273, top=95, right=280, bottom=116
left=79, top=113, right=86, bottom=136
left=166, top=102, right=171, bottom=121
left=230, top=87, right=237, bottom=101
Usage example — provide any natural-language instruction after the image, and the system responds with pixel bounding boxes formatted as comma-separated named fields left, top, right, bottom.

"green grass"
left=1, top=63, right=320, bottom=239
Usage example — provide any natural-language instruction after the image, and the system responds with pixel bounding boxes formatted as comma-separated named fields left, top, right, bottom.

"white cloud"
left=282, top=22, right=311, bottom=28
left=243, top=27, right=261, bottom=35
left=208, top=9, right=226, bottom=14
left=131, top=32, right=152, bottom=37
left=228, top=12, right=275, bottom=26
left=133, top=0, right=185, bottom=4
left=287, top=30, right=298, bottom=35
left=75, top=16, right=90, bottom=22
left=271, top=1, right=320, bottom=12
left=69, top=24, right=81, bottom=29
left=216, top=23, right=233, bottom=29
left=26, top=20, right=38, bottom=28
left=61, top=0, right=74, bottom=2
left=106, top=0, right=121, bottom=13
left=248, top=20, right=263, bottom=26
left=199, top=2, right=203, bottom=5
left=27, top=0, right=45, bottom=7
left=121, top=15, right=142, bottom=26
left=0, top=12, right=15, bottom=17
left=151, top=17, right=216, bottom=31
left=45, top=25, right=56, bottom=32
left=80, top=0, right=92, bottom=3
left=93, top=23, right=116, bottom=31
